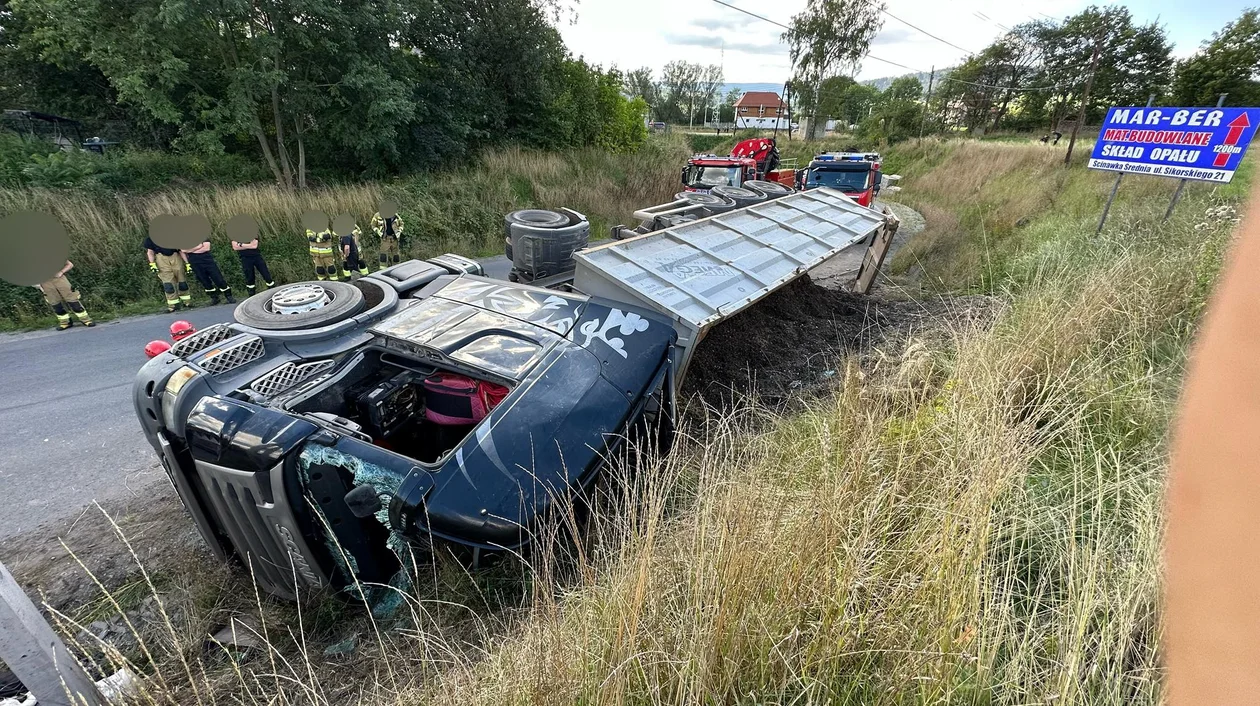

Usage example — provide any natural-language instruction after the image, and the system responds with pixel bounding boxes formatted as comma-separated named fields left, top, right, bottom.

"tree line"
left=625, top=3, right=1260, bottom=146
left=859, top=5, right=1260, bottom=142
left=0, top=0, right=649, bottom=187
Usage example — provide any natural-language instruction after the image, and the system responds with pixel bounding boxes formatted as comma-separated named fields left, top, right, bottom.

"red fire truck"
left=681, top=138, right=797, bottom=193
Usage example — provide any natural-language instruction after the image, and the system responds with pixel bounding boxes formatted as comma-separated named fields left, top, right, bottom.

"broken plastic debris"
left=323, top=633, right=359, bottom=657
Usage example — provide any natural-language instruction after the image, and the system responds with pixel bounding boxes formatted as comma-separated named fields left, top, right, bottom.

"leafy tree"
left=933, top=24, right=1046, bottom=132
left=696, top=64, right=724, bottom=125
left=12, top=0, right=418, bottom=187
left=1039, top=6, right=1173, bottom=129
left=860, top=77, right=923, bottom=143
left=624, top=66, right=661, bottom=117
left=1172, top=9, right=1260, bottom=107
left=782, top=0, right=885, bottom=139
left=659, top=61, right=702, bottom=124
left=718, top=87, right=741, bottom=124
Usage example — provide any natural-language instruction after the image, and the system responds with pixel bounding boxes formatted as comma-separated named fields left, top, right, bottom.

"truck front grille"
left=250, top=360, right=335, bottom=398
left=197, top=335, right=266, bottom=376
left=171, top=323, right=235, bottom=358
left=193, top=460, right=327, bottom=600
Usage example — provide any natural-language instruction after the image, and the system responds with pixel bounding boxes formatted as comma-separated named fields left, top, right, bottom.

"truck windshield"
left=808, top=169, right=869, bottom=192
left=687, top=166, right=741, bottom=188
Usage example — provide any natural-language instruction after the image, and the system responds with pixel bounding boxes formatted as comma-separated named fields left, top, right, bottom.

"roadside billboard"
left=1088, top=106, right=1260, bottom=183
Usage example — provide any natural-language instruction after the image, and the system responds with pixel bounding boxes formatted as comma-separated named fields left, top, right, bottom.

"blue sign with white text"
left=1088, top=106, right=1260, bottom=183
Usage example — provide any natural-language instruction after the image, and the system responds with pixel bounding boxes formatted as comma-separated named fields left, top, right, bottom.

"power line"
left=705, top=0, right=1069, bottom=94
left=708, top=0, right=790, bottom=30
left=881, top=8, right=978, bottom=55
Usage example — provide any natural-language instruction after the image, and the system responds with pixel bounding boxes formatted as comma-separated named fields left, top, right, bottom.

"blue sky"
left=559, top=0, right=1252, bottom=84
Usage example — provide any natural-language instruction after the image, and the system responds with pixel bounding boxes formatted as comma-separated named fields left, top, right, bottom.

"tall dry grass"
left=0, top=137, right=690, bottom=328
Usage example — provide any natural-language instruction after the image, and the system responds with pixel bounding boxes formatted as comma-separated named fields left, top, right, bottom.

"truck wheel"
left=744, top=180, right=793, bottom=199
left=674, top=191, right=736, bottom=215
left=711, top=185, right=766, bottom=208
left=505, top=236, right=513, bottom=261
left=505, top=209, right=570, bottom=230
left=234, top=281, right=367, bottom=331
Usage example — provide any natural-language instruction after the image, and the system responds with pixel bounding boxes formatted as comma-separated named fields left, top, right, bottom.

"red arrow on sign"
left=1214, top=113, right=1251, bottom=168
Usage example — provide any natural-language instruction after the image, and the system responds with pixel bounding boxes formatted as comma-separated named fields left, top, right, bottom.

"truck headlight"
left=163, top=365, right=199, bottom=429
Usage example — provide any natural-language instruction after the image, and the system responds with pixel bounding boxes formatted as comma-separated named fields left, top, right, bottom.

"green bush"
left=93, top=150, right=271, bottom=191
left=0, top=134, right=59, bottom=186
left=0, top=134, right=271, bottom=192
left=22, top=150, right=100, bottom=187
left=685, top=134, right=733, bottom=154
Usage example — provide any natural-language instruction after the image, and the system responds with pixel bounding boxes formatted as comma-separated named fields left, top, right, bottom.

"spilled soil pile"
left=683, top=275, right=995, bottom=405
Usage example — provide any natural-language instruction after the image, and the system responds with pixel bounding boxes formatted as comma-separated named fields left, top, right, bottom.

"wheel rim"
left=269, top=284, right=332, bottom=315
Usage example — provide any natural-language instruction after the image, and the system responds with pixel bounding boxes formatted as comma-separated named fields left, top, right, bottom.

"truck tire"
left=234, top=281, right=366, bottom=331
left=505, top=209, right=570, bottom=230
left=674, top=191, right=736, bottom=215
left=711, top=185, right=766, bottom=208
left=504, top=209, right=589, bottom=280
left=743, top=180, right=793, bottom=199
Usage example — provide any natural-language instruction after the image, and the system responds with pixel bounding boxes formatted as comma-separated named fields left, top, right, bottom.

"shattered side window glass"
left=449, top=335, right=543, bottom=378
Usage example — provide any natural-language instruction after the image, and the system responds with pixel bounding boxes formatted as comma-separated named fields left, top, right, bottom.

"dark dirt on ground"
left=683, top=275, right=999, bottom=408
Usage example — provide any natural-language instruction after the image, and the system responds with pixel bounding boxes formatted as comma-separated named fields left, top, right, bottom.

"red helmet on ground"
left=170, top=320, right=196, bottom=341
left=145, top=340, right=172, bottom=358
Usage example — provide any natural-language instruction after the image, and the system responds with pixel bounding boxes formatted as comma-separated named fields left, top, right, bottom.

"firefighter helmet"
left=170, top=320, right=196, bottom=341
left=145, top=340, right=172, bottom=358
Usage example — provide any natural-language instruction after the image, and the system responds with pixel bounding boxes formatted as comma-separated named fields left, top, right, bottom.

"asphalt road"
left=0, top=203, right=920, bottom=541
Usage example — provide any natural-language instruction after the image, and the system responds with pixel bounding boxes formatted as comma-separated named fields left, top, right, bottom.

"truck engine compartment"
left=283, top=349, right=511, bottom=465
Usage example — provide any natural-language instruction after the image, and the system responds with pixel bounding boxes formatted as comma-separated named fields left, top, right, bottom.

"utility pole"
left=1064, top=32, right=1103, bottom=166
left=783, top=79, right=793, bottom=140
left=918, top=65, right=936, bottom=144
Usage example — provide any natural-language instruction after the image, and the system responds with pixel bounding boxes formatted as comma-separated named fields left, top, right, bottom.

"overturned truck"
left=134, top=186, right=898, bottom=600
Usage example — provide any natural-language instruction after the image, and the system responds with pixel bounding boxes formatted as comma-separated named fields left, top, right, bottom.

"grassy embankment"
left=0, top=137, right=689, bottom=330
left=36, top=137, right=1244, bottom=704
left=402, top=140, right=1240, bottom=704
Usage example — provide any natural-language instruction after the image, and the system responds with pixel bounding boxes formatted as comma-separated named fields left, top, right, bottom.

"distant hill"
left=864, top=69, right=951, bottom=92
left=725, top=72, right=952, bottom=98
left=721, top=82, right=785, bottom=97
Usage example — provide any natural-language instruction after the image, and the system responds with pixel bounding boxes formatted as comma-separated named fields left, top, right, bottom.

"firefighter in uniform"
left=306, top=222, right=339, bottom=281
left=144, top=234, right=192, bottom=312
left=370, top=202, right=405, bottom=270
left=227, top=215, right=275, bottom=297
left=183, top=239, right=235, bottom=305
left=334, top=214, right=370, bottom=279
left=36, top=260, right=95, bottom=330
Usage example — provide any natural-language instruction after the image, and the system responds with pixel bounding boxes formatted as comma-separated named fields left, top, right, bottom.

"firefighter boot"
left=52, top=303, right=71, bottom=330
left=68, top=301, right=95, bottom=327
left=222, top=288, right=236, bottom=304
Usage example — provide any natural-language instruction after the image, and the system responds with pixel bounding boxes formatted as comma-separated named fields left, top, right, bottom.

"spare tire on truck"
left=743, top=179, right=794, bottom=199
left=505, top=208, right=589, bottom=282
left=234, top=281, right=367, bottom=331
left=710, top=185, right=766, bottom=208
left=673, top=191, right=737, bottom=215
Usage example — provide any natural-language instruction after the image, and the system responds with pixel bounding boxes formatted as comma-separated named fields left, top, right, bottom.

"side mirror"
left=680, top=167, right=688, bottom=185
left=873, top=170, right=883, bottom=194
